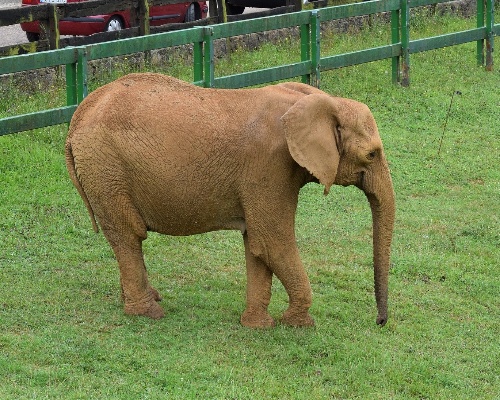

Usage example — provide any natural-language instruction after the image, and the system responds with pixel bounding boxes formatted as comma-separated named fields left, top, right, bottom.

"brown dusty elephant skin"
left=65, top=73, right=395, bottom=328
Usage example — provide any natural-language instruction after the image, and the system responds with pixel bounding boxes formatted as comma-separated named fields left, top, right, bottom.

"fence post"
left=140, top=0, right=150, bottom=36
left=484, top=0, right=493, bottom=71
left=193, top=39, right=204, bottom=84
left=476, top=0, right=485, bottom=65
left=310, top=10, right=321, bottom=88
left=131, top=0, right=150, bottom=36
left=400, top=0, right=410, bottom=87
left=49, top=4, right=60, bottom=49
left=66, top=52, right=78, bottom=107
left=391, top=8, right=400, bottom=84
left=216, top=0, right=227, bottom=23
left=203, top=27, right=214, bottom=87
left=39, top=3, right=60, bottom=50
left=300, top=21, right=310, bottom=84
left=77, top=47, right=88, bottom=102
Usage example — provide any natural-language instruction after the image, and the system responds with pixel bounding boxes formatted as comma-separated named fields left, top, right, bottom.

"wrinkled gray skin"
left=65, top=73, right=395, bottom=328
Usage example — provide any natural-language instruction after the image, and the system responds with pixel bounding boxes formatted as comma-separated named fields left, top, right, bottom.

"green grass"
left=1, top=14, right=499, bottom=399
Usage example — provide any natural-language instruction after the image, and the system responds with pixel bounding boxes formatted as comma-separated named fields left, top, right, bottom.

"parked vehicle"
left=225, top=0, right=287, bottom=15
left=20, top=0, right=208, bottom=42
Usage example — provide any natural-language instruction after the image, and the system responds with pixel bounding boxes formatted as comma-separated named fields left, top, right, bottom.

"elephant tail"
left=65, top=140, right=99, bottom=233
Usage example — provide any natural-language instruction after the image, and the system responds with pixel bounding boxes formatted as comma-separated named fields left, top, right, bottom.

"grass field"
left=1, top=12, right=499, bottom=399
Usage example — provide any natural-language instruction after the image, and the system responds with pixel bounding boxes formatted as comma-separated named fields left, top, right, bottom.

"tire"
left=105, top=16, right=124, bottom=32
left=184, top=3, right=197, bottom=22
left=26, top=32, right=40, bottom=42
left=226, top=4, right=245, bottom=15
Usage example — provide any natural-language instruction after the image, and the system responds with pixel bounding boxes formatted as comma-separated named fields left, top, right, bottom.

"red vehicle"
left=21, top=0, right=208, bottom=42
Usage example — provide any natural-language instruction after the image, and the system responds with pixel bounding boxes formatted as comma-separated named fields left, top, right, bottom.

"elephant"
left=65, top=73, right=395, bottom=328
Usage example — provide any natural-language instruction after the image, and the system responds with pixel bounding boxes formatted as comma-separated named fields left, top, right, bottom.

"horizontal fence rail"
left=206, top=10, right=313, bottom=87
left=0, top=0, right=300, bottom=56
left=0, top=0, right=208, bottom=54
left=0, top=0, right=497, bottom=136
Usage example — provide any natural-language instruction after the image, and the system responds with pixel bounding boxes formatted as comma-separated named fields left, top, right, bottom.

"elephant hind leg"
left=98, top=205, right=164, bottom=319
left=111, top=239, right=165, bottom=319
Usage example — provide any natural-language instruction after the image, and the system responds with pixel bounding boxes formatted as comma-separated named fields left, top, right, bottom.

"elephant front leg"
left=109, top=237, right=165, bottom=320
left=271, top=247, right=315, bottom=327
left=241, top=233, right=275, bottom=328
left=244, top=222, right=314, bottom=327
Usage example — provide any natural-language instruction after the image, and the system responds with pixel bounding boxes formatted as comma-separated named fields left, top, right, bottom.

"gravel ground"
left=0, top=0, right=25, bottom=46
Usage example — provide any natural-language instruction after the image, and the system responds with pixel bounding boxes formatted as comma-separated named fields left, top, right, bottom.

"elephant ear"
left=281, top=93, right=340, bottom=195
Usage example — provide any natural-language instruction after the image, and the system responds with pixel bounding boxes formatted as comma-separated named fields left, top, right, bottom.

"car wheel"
left=26, top=32, right=40, bottom=42
left=226, top=4, right=245, bottom=15
left=105, top=16, right=124, bottom=32
left=184, top=3, right=197, bottom=22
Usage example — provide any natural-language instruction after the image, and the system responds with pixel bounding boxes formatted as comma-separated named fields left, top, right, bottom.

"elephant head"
left=66, top=73, right=395, bottom=328
left=280, top=85, right=395, bottom=326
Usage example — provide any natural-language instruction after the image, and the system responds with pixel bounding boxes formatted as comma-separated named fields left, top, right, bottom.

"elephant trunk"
left=361, top=163, right=395, bottom=326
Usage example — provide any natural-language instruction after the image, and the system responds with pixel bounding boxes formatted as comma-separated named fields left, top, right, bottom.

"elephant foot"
left=281, top=308, right=315, bottom=327
left=125, top=299, right=165, bottom=319
left=121, top=285, right=162, bottom=303
left=123, top=288, right=165, bottom=319
left=241, top=309, right=275, bottom=328
left=376, top=314, right=388, bottom=326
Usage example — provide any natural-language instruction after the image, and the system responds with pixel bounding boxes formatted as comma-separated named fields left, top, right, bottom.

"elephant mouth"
left=358, top=171, right=365, bottom=186
left=353, top=171, right=365, bottom=190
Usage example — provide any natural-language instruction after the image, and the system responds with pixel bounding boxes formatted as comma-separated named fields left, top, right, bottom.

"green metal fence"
left=0, top=0, right=497, bottom=136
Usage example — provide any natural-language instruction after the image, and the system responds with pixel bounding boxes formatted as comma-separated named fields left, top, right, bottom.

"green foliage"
left=1, top=15, right=499, bottom=399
